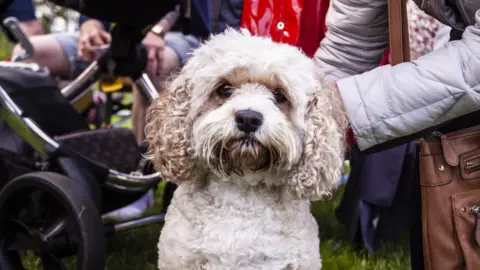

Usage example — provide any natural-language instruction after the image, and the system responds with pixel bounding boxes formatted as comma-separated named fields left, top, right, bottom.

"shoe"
left=341, top=174, right=350, bottom=184
left=102, top=189, right=154, bottom=222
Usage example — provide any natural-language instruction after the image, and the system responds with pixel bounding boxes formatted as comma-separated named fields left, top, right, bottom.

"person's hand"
left=78, top=20, right=111, bottom=63
left=142, top=32, right=166, bottom=76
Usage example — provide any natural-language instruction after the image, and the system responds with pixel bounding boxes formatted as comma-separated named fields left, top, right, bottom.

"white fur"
left=158, top=179, right=321, bottom=270
left=145, top=28, right=347, bottom=270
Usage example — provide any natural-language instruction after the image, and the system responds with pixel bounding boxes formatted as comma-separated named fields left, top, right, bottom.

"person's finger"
left=88, top=30, right=107, bottom=47
left=147, top=60, right=158, bottom=77
left=100, top=31, right=112, bottom=44
left=79, top=50, right=94, bottom=62
left=154, top=48, right=164, bottom=77
left=85, top=51, right=95, bottom=62
left=78, top=38, right=92, bottom=59
left=78, top=38, right=97, bottom=62
left=78, top=35, right=88, bottom=51
left=83, top=35, right=96, bottom=51
left=92, top=30, right=109, bottom=45
left=153, top=40, right=166, bottom=53
left=82, top=46, right=96, bottom=61
left=80, top=46, right=94, bottom=62
left=91, top=33, right=105, bottom=47
left=147, top=48, right=158, bottom=76
left=77, top=43, right=84, bottom=58
left=155, top=40, right=166, bottom=51
left=147, top=47, right=157, bottom=61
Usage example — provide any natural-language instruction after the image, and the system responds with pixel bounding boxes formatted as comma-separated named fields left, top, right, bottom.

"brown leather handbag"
left=419, top=128, right=480, bottom=269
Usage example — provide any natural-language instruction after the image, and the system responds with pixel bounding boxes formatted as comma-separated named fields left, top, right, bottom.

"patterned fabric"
left=55, top=128, right=143, bottom=173
left=407, top=0, right=445, bottom=60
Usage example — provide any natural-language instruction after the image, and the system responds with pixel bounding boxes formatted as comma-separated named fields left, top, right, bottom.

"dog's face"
left=191, top=47, right=310, bottom=178
left=146, top=29, right=347, bottom=200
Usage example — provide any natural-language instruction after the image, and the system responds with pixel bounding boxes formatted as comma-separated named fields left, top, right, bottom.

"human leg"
left=128, top=33, right=200, bottom=217
left=12, top=32, right=87, bottom=79
left=131, top=35, right=183, bottom=145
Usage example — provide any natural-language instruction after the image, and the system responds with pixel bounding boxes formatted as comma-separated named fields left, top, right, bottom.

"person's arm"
left=314, top=0, right=389, bottom=82
left=334, top=11, right=480, bottom=151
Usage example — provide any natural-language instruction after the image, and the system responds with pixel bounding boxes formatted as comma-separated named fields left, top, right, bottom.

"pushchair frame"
left=0, top=49, right=166, bottom=270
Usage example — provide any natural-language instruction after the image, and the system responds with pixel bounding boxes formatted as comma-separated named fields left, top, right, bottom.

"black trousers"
left=409, top=145, right=424, bottom=270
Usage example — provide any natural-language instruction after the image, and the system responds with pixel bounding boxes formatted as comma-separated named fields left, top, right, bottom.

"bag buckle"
left=471, top=204, right=480, bottom=248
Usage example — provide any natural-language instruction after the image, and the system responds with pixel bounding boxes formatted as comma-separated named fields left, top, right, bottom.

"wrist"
left=150, top=24, right=166, bottom=38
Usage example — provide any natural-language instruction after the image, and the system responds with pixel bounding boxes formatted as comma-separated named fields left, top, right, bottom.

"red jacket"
left=240, top=0, right=330, bottom=58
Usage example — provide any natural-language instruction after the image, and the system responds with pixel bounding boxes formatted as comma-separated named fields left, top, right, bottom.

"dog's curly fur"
left=145, top=28, right=348, bottom=270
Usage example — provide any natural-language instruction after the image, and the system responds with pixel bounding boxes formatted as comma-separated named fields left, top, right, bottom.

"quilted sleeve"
left=314, top=0, right=389, bottom=82
left=337, top=10, right=480, bottom=151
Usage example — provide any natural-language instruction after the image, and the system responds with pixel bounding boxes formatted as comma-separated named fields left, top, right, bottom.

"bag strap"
left=388, top=0, right=410, bottom=64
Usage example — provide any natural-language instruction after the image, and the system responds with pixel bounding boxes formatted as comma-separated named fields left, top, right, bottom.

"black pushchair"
left=0, top=0, right=186, bottom=269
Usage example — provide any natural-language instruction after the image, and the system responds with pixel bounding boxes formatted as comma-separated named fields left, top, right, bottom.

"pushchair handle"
left=2, top=17, right=35, bottom=62
left=60, top=55, right=159, bottom=104
left=0, top=83, right=161, bottom=192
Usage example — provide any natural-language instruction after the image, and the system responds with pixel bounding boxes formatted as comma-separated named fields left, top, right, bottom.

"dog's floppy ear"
left=284, top=83, right=348, bottom=201
left=145, top=72, right=204, bottom=184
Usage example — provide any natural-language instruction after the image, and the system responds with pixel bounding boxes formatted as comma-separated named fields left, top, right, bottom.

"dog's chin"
left=208, top=136, right=281, bottom=176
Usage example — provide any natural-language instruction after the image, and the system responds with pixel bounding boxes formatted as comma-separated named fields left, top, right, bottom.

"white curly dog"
left=145, top=28, right=347, bottom=270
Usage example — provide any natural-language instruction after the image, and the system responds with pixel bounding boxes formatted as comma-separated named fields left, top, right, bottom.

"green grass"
left=314, top=185, right=410, bottom=270
left=0, top=33, right=12, bottom=60
left=52, top=184, right=409, bottom=270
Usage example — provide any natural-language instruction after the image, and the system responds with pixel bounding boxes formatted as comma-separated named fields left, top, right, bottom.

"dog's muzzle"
left=211, top=135, right=280, bottom=176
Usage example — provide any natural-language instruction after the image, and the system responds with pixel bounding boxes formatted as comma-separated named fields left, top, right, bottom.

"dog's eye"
left=273, top=89, right=287, bottom=103
left=216, top=83, right=234, bottom=98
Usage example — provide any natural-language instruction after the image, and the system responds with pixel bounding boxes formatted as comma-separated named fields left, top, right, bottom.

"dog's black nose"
left=235, top=109, right=263, bottom=133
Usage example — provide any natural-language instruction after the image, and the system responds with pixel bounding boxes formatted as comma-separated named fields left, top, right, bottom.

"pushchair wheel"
left=0, top=172, right=106, bottom=270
